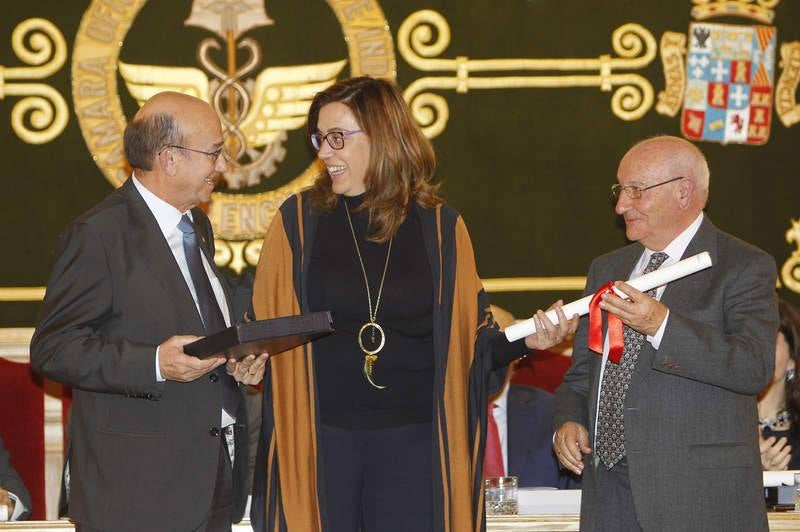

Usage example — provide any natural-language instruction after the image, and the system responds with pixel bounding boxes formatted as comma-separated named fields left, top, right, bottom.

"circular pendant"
left=358, top=321, right=386, bottom=355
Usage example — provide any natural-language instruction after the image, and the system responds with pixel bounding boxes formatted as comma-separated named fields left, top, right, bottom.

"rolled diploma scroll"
left=504, top=251, right=713, bottom=342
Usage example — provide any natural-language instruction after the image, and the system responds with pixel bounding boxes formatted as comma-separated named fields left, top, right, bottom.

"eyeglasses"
left=611, top=176, right=685, bottom=200
left=310, top=129, right=362, bottom=151
left=160, top=144, right=226, bottom=164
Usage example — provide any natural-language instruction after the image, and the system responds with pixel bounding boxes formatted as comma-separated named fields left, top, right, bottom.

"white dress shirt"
left=0, top=492, right=25, bottom=521
left=132, top=175, right=235, bottom=426
left=492, top=385, right=510, bottom=475
left=592, top=212, right=705, bottom=439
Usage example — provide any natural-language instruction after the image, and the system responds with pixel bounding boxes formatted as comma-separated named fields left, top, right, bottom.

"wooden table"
left=3, top=513, right=800, bottom=531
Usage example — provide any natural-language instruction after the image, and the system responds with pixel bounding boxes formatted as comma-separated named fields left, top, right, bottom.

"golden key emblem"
left=397, top=10, right=657, bottom=139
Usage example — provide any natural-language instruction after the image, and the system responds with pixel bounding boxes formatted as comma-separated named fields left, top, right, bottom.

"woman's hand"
left=523, top=300, right=579, bottom=351
left=760, top=427, right=792, bottom=471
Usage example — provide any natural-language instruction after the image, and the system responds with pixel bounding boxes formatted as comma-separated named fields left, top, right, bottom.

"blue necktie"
left=177, top=214, right=240, bottom=416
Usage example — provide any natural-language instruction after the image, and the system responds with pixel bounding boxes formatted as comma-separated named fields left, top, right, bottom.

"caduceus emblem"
left=118, top=0, right=345, bottom=189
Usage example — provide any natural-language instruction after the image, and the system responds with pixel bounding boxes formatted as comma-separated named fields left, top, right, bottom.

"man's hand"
left=158, top=335, right=225, bottom=382
left=599, top=281, right=667, bottom=337
left=226, top=353, right=269, bottom=385
left=554, top=421, right=591, bottom=475
left=523, top=301, right=579, bottom=351
left=760, top=427, right=792, bottom=471
left=0, top=488, right=13, bottom=521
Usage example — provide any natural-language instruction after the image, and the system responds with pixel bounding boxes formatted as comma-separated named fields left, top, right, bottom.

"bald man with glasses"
left=32, top=92, right=267, bottom=532
left=554, top=135, right=777, bottom=532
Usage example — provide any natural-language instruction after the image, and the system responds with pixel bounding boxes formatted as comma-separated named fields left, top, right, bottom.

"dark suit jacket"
left=0, top=435, right=30, bottom=520
left=555, top=215, right=777, bottom=532
left=507, top=384, right=580, bottom=489
left=30, top=178, right=249, bottom=532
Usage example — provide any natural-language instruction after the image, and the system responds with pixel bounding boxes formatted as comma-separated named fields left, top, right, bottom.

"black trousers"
left=319, top=422, right=434, bottom=532
left=195, top=437, right=234, bottom=532
left=76, top=437, right=233, bottom=532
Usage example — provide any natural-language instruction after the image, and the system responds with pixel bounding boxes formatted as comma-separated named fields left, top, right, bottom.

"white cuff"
left=155, top=346, right=165, bottom=382
left=646, top=309, right=670, bottom=349
left=5, top=491, right=26, bottom=521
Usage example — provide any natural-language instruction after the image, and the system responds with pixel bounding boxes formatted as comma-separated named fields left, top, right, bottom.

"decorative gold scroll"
left=0, top=286, right=46, bottom=301
left=782, top=218, right=800, bottom=295
left=776, top=41, right=800, bottom=128
left=655, top=32, right=687, bottom=117
left=397, top=10, right=657, bottom=138
left=1, top=18, right=68, bottom=144
left=690, top=0, right=777, bottom=24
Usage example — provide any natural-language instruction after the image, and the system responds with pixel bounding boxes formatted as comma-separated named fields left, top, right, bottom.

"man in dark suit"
left=0, top=435, right=30, bottom=521
left=486, top=361, right=579, bottom=489
left=553, top=136, right=777, bottom=531
left=31, top=91, right=268, bottom=532
left=506, top=383, right=580, bottom=489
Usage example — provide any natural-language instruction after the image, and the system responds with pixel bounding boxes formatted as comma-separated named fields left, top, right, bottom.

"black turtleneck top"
left=308, top=195, right=435, bottom=428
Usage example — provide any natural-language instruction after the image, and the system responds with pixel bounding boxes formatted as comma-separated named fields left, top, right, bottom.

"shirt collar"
left=493, top=383, right=509, bottom=413
left=642, top=211, right=704, bottom=265
left=131, top=173, right=191, bottom=238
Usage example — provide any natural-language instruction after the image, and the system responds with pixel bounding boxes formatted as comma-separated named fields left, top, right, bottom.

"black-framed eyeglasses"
left=310, top=129, right=362, bottom=151
left=611, top=176, right=685, bottom=200
left=160, top=144, right=226, bottom=163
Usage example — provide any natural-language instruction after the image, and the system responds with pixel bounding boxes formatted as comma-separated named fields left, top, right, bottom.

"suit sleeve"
left=652, top=251, right=777, bottom=395
left=552, top=259, right=598, bottom=432
left=0, top=436, right=31, bottom=520
left=30, top=221, right=163, bottom=398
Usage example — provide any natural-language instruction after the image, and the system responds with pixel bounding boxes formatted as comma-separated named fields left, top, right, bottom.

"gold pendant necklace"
left=344, top=200, right=392, bottom=390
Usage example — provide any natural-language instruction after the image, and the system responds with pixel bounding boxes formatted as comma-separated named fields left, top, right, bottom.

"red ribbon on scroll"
left=588, top=282, right=624, bottom=364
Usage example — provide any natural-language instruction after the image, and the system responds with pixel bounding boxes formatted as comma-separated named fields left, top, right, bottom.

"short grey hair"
left=123, top=112, right=183, bottom=171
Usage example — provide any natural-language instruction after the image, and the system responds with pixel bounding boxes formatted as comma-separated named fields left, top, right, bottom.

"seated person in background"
left=0, top=435, right=31, bottom=521
left=486, top=307, right=580, bottom=488
left=759, top=299, right=800, bottom=470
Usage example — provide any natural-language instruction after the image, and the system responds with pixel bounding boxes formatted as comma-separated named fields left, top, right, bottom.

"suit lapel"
left=506, top=387, right=535, bottom=475
left=122, top=179, right=204, bottom=331
left=659, top=214, right=718, bottom=310
left=630, top=214, right=717, bottom=390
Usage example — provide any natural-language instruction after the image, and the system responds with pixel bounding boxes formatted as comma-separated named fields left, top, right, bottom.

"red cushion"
left=0, top=359, right=45, bottom=520
left=512, top=349, right=572, bottom=393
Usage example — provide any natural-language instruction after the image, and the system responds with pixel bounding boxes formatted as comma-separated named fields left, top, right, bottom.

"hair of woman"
left=779, top=299, right=800, bottom=436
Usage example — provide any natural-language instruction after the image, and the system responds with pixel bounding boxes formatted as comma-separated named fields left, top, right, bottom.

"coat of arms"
left=680, top=22, right=776, bottom=144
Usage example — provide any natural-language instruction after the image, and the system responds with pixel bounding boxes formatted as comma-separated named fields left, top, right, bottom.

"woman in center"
left=250, top=76, right=575, bottom=532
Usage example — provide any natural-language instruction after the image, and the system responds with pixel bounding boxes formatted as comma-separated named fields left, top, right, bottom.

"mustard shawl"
left=251, top=192, right=502, bottom=532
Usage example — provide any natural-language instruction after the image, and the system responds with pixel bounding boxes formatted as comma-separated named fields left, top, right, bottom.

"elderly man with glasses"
left=553, top=135, right=778, bottom=532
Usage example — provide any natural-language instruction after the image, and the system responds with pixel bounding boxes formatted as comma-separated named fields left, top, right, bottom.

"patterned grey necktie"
left=596, top=251, right=669, bottom=469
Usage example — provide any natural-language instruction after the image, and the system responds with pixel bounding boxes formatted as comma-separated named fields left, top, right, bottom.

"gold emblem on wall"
left=1, top=18, right=68, bottom=144
left=71, top=0, right=395, bottom=273
left=397, top=10, right=657, bottom=139
left=656, top=0, right=798, bottom=144
left=394, top=1, right=797, bottom=144
left=783, top=219, right=800, bottom=294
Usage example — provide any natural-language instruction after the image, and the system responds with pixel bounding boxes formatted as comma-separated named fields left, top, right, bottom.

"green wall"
left=1, top=0, right=799, bottom=325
